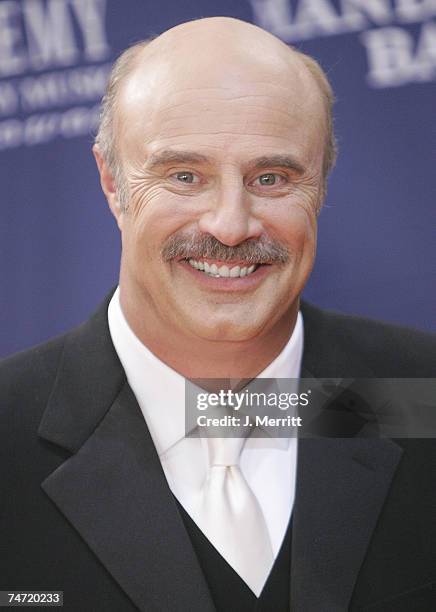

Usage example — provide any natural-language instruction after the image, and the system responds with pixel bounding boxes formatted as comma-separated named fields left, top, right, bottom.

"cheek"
left=259, top=201, right=316, bottom=255
left=291, top=209, right=317, bottom=249
left=124, top=189, right=200, bottom=262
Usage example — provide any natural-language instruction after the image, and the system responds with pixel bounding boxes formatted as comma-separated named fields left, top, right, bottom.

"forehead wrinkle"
left=129, top=80, right=322, bottom=149
left=156, top=116, right=303, bottom=134
left=152, top=77, right=314, bottom=109
left=158, top=101, right=308, bottom=122
left=156, top=90, right=318, bottom=133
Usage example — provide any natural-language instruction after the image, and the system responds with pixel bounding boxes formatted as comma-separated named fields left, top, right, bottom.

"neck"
left=119, top=286, right=299, bottom=379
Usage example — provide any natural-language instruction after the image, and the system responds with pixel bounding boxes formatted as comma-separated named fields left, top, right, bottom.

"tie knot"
left=206, top=435, right=248, bottom=467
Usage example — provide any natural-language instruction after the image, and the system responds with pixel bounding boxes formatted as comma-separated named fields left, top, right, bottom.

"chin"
left=188, top=316, right=267, bottom=343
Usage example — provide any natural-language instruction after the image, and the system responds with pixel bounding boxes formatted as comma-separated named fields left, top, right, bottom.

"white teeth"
left=186, top=259, right=258, bottom=278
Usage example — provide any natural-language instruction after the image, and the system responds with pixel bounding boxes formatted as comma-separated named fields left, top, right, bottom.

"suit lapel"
left=38, top=295, right=214, bottom=612
left=291, top=437, right=402, bottom=611
left=293, top=301, right=403, bottom=610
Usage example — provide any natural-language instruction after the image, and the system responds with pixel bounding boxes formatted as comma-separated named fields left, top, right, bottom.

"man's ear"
left=92, top=145, right=124, bottom=229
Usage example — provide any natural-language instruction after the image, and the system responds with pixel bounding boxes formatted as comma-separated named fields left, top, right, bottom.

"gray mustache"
left=161, top=233, right=289, bottom=265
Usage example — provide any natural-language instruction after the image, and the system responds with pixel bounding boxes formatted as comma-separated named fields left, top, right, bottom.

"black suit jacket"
left=1, top=293, right=436, bottom=611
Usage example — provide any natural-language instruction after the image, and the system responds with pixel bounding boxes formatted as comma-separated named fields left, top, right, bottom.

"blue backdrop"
left=1, top=0, right=435, bottom=358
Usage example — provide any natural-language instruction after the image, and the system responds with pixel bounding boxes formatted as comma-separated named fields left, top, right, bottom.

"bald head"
left=95, top=17, right=336, bottom=208
left=138, top=16, right=309, bottom=76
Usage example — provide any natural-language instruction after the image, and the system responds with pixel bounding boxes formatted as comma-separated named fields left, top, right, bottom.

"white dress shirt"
left=108, top=287, right=303, bottom=562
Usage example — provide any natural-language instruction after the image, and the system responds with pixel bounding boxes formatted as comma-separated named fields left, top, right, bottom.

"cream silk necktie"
left=197, top=432, right=274, bottom=596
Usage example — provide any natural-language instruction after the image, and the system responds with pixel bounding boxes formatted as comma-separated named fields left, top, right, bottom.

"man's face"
left=112, top=42, right=325, bottom=344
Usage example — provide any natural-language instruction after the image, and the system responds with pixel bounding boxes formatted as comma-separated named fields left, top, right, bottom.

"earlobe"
left=92, top=145, right=124, bottom=228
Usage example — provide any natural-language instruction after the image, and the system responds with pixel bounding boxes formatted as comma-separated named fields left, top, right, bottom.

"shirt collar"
left=108, top=287, right=304, bottom=457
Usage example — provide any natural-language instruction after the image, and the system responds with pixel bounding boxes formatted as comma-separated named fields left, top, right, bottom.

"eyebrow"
left=247, top=155, right=305, bottom=174
left=146, top=149, right=305, bottom=174
left=146, top=150, right=210, bottom=170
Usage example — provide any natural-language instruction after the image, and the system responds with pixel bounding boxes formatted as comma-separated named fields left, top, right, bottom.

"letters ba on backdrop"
left=251, top=0, right=436, bottom=87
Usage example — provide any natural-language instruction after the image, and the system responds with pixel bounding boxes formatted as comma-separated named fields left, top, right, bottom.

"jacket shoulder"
left=301, top=301, right=436, bottom=377
left=0, top=291, right=114, bottom=406
left=0, top=334, right=67, bottom=425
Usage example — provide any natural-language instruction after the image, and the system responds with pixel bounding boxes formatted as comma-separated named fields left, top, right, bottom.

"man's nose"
left=198, top=182, right=263, bottom=247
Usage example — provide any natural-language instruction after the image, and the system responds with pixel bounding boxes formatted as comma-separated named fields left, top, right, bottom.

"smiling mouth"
left=183, top=258, right=262, bottom=278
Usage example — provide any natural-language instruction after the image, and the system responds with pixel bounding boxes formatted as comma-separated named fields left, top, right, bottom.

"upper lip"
left=178, top=257, right=271, bottom=266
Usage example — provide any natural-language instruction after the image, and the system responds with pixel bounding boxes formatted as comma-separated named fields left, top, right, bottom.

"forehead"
left=117, top=46, right=325, bottom=167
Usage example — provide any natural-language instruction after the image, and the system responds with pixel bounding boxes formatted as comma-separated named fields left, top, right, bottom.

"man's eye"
left=255, top=173, right=283, bottom=186
left=172, top=172, right=197, bottom=184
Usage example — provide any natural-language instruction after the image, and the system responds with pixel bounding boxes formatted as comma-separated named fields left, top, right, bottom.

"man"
left=1, top=17, right=435, bottom=612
